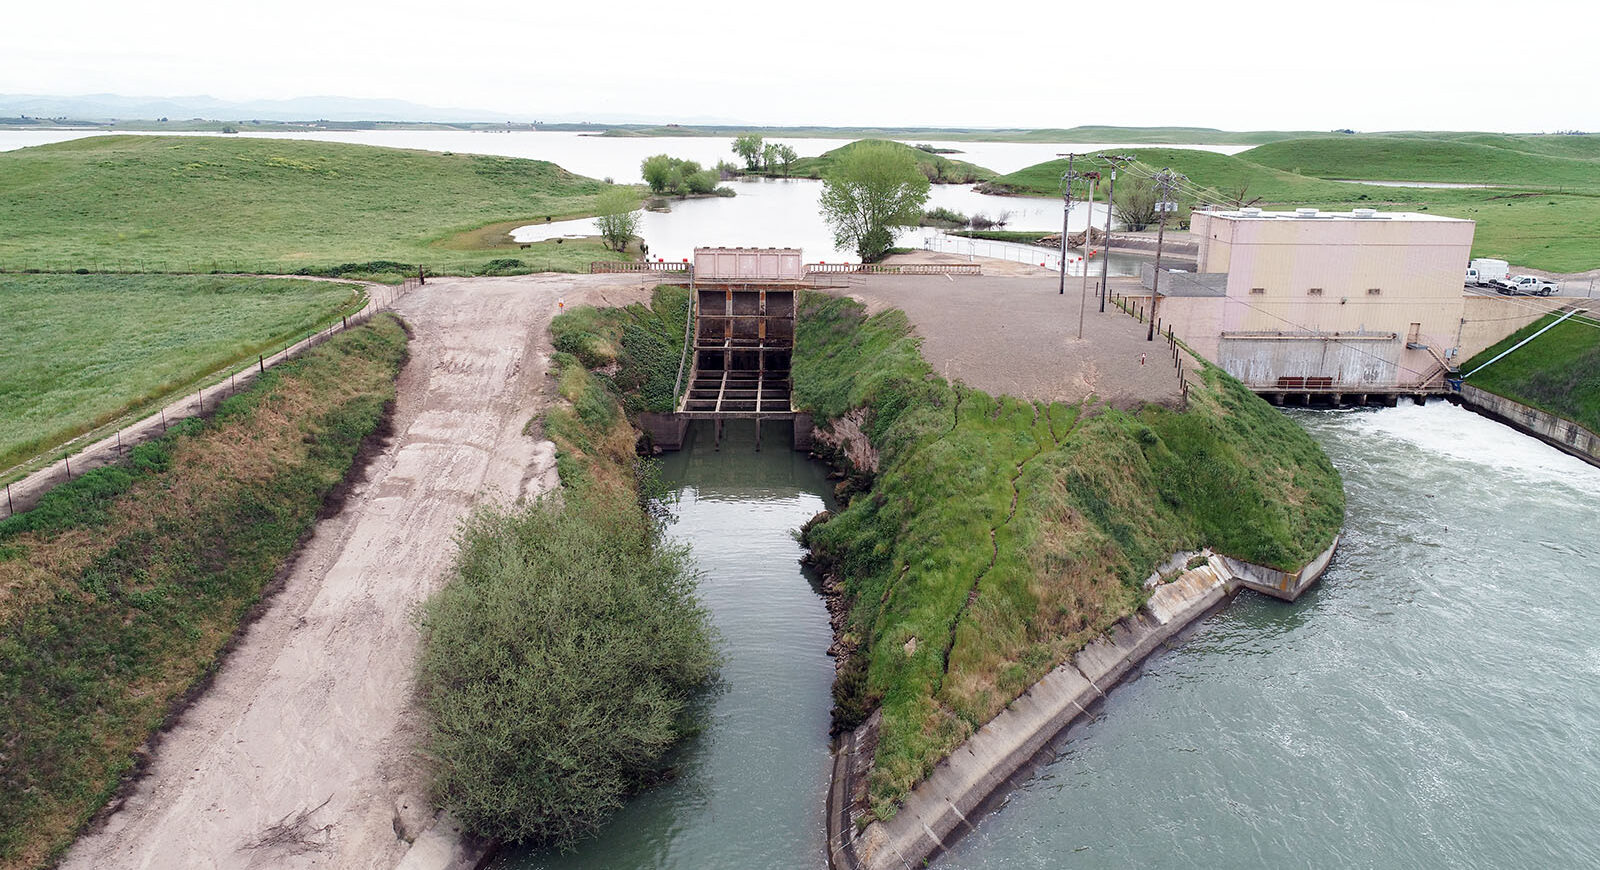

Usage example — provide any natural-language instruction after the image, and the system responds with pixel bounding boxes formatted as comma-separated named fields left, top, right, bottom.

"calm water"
left=511, top=176, right=1125, bottom=265
left=938, top=401, right=1600, bottom=869
left=493, top=420, right=837, bottom=870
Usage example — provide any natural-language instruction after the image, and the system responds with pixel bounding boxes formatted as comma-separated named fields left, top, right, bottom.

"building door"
left=1407, top=322, right=1421, bottom=344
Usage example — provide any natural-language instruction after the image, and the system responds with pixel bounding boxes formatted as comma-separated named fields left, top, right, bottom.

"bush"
left=920, top=206, right=968, bottom=227
left=417, top=486, right=717, bottom=847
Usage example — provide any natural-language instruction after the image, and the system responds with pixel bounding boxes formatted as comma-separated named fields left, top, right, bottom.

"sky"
left=5, top=0, right=1597, bottom=132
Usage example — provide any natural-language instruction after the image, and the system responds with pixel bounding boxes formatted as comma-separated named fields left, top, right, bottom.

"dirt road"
left=61, top=274, right=655, bottom=870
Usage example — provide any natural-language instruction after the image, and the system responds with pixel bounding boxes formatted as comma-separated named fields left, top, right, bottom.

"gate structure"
left=676, top=248, right=805, bottom=447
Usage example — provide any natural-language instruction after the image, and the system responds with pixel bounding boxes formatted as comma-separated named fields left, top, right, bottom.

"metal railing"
left=589, top=261, right=691, bottom=273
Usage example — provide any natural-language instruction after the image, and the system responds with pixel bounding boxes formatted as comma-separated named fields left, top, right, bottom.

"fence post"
left=64, top=456, right=71, bottom=479
left=259, top=354, right=265, bottom=373
left=5, top=483, right=12, bottom=517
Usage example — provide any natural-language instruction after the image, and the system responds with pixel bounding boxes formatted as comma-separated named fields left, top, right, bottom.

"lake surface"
left=492, top=420, right=837, bottom=870
left=937, top=401, right=1600, bottom=869
left=511, top=176, right=1128, bottom=266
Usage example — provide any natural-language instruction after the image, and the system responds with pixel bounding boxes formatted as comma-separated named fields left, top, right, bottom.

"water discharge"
left=937, top=402, right=1600, bottom=868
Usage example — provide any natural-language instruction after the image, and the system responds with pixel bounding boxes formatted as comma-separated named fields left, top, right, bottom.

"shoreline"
left=827, top=537, right=1340, bottom=870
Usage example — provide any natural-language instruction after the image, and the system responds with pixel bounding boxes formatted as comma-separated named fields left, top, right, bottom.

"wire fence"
left=2, top=275, right=423, bottom=519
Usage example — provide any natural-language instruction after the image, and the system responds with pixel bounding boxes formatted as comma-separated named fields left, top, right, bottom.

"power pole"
left=1147, top=168, right=1185, bottom=342
left=1056, top=153, right=1081, bottom=295
left=1097, top=155, right=1133, bottom=313
left=1078, top=171, right=1099, bottom=339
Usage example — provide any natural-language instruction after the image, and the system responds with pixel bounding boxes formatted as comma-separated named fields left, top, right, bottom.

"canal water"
left=499, top=403, right=1600, bottom=868
left=493, top=420, right=838, bottom=870
left=938, top=401, right=1600, bottom=869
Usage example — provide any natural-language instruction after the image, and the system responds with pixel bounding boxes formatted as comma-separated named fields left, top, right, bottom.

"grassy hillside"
left=1, top=274, right=362, bottom=474
left=793, top=294, right=1343, bottom=817
left=983, top=148, right=1372, bottom=202
left=1241, top=136, right=1600, bottom=189
left=589, top=124, right=1327, bottom=145
left=0, top=136, right=626, bottom=275
left=988, top=146, right=1600, bottom=273
left=0, top=315, right=407, bottom=870
left=1461, top=311, right=1600, bottom=434
left=788, top=139, right=995, bottom=183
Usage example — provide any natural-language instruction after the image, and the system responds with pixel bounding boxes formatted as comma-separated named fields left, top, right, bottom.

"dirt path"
left=61, top=274, right=655, bottom=870
left=833, top=270, right=1184, bottom=409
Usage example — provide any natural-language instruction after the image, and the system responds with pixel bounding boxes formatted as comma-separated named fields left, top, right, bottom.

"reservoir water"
left=492, top=420, right=837, bottom=869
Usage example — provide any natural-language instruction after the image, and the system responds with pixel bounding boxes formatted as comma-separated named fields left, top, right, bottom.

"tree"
left=1112, top=175, right=1160, bottom=232
left=818, top=141, right=931, bottom=262
left=594, top=188, right=640, bottom=252
left=641, top=154, right=674, bottom=194
left=732, top=134, right=764, bottom=172
left=770, top=143, right=798, bottom=177
left=1112, top=176, right=1190, bottom=232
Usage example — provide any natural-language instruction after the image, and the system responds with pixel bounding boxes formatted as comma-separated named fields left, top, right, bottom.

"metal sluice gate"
left=680, top=283, right=796, bottom=418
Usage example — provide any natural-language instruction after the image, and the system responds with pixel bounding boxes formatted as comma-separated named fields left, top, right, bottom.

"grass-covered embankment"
left=986, top=140, right=1600, bottom=273
left=416, top=336, right=716, bottom=847
left=0, top=314, right=408, bottom=870
left=788, top=139, right=996, bottom=184
left=794, top=294, right=1342, bottom=818
left=1461, top=311, right=1600, bottom=434
left=0, top=273, right=364, bottom=474
left=548, top=285, right=690, bottom=415
left=0, top=135, right=630, bottom=276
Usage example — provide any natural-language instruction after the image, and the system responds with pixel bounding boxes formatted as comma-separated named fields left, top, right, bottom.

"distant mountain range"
left=0, top=93, right=747, bottom=125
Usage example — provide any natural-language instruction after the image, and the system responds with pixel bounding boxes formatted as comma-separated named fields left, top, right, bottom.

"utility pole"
left=1147, top=168, right=1185, bottom=342
left=1056, top=153, right=1080, bottom=295
left=1097, top=155, right=1133, bottom=313
left=1078, top=171, right=1099, bottom=339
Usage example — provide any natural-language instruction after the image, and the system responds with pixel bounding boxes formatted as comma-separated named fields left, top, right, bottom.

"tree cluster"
left=731, top=134, right=798, bottom=176
left=640, top=154, right=720, bottom=196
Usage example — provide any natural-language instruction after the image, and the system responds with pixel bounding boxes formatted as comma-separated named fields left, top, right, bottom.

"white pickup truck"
left=1494, top=275, right=1559, bottom=296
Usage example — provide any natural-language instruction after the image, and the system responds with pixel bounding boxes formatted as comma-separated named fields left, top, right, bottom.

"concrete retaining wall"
left=1456, top=384, right=1600, bottom=469
left=830, top=536, right=1342, bottom=870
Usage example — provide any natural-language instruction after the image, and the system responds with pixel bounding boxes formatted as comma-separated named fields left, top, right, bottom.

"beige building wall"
left=1171, top=210, right=1475, bottom=390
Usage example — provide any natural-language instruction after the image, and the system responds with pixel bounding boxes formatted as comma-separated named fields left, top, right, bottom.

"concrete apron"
left=829, top=536, right=1341, bottom=870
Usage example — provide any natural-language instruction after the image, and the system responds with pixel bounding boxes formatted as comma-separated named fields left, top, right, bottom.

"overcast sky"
left=5, top=0, right=1596, bottom=132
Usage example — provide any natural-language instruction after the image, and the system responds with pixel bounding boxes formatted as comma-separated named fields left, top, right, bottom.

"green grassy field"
left=1241, top=136, right=1600, bottom=189
left=0, top=136, right=625, bottom=276
left=0, top=315, right=406, bottom=870
left=787, top=139, right=996, bottom=183
left=1461, top=311, right=1600, bottom=434
left=792, top=294, right=1343, bottom=818
left=0, top=274, right=363, bottom=475
left=987, top=142, right=1600, bottom=273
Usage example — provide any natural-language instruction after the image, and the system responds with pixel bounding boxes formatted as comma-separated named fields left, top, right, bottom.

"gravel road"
left=836, top=269, right=1184, bottom=409
left=61, top=274, right=655, bottom=870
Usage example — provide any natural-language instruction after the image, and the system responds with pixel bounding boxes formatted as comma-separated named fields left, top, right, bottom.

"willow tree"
left=818, top=142, right=930, bottom=262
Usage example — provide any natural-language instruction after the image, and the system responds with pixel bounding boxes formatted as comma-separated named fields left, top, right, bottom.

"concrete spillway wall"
left=828, top=537, right=1341, bottom=870
left=1455, top=384, right=1600, bottom=470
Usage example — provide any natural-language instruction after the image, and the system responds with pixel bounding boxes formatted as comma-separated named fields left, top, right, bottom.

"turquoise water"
left=937, top=402, right=1600, bottom=868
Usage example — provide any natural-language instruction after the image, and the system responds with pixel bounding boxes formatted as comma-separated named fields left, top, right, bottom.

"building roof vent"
left=1239, top=206, right=1263, bottom=216
left=1295, top=207, right=1321, bottom=217
left=1351, top=208, right=1379, bottom=218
